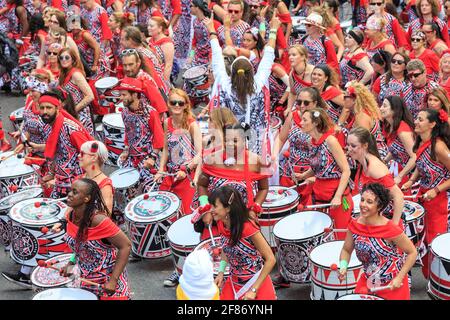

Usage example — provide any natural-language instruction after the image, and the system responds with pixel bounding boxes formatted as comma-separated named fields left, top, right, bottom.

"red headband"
left=347, top=86, right=356, bottom=96
left=38, top=95, right=61, bottom=108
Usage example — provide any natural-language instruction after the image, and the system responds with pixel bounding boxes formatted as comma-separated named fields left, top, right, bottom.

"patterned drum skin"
left=194, top=238, right=230, bottom=277
left=309, top=240, right=362, bottom=300
left=270, top=116, right=282, bottom=138
left=110, top=168, right=141, bottom=221
left=9, top=107, right=24, bottom=131
left=429, top=233, right=450, bottom=300
left=125, top=191, right=181, bottom=259
left=95, top=77, right=119, bottom=107
left=9, top=198, right=69, bottom=267
left=337, top=294, right=384, bottom=300
left=167, top=214, right=200, bottom=275
left=102, top=113, right=125, bottom=166
left=273, top=211, right=333, bottom=283
left=30, top=253, right=73, bottom=292
left=260, top=186, right=299, bottom=248
left=0, top=187, right=43, bottom=250
left=32, top=288, right=98, bottom=300
left=0, top=152, right=39, bottom=198
left=183, top=65, right=209, bottom=98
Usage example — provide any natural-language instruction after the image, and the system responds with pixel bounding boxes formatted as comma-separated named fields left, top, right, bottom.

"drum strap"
left=230, top=268, right=262, bottom=300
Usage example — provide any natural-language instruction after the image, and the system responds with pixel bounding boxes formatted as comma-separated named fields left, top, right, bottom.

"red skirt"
left=220, top=275, right=277, bottom=300
left=159, top=173, right=196, bottom=215
left=355, top=272, right=410, bottom=300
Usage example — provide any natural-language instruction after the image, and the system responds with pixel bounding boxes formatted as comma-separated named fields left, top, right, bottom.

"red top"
left=409, top=49, right=440, bottom=77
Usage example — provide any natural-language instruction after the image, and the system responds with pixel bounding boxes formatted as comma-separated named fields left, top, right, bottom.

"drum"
left=352, top=194, right=361, bottom=218
left=110, top=168, right=141, bottom=220
left=309, top=240, right=362, bottom=300
left=403, top=201, right=425, bottom=246
left=273, top=211, right=333, bottom=283
left=102, top=113, right=125, bottom=166
left=167, top=213, right=201, bottom=275
left=337, top=294, right=384, bottom=300
left=32, top=288, right=98, bottom=300
left=9, top=198, right=69, bottom=267
left=197, top=116, right=209, bottom=136
left=0, top=187, right=43, bottom=251
left=428, top=232, right=450, bottom=300
left=30, top=253, right=73, bottom=292
left=125, top=191, right=181, bottom=259
left=95, top=77, right=119, bottom=108
left=194, top=237, right=230, bottom=277
left=9, top=107, right=24, bottom=131
left=94, top=123, right=104, bottom=142
left=0, top=152, right=39, bottom=198
left=260, top=186, right=299, bottom=248
left=183, top=65, right=209, bottom=98
left=270, top=116, right=282, bottom=138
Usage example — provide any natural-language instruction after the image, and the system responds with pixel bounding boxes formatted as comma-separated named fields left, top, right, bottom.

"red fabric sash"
left=217, top=220, right=259, bottom=239
left=292, top=111, right=302, bottom=128
left=291, top=69, right=312, bottom=87
left=311, top=128, right=333, bottom=146
left=348, top=219, right=403, bottom=239
left=62, top=68, right=80, bottom=86
left=277, top=13, right=292, bottom=24
left=321, top=86, right=342, bottom=101
left=415, top=139, right=432, bottom=159
left=66, top=212, right=120, bottom=241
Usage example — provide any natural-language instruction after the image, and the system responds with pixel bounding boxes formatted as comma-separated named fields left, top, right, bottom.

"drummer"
left=339, top=183, right=417, bottom=300
left=116, top=77, right=164, bottom=192
left=60, top=178, right=132, bottom=299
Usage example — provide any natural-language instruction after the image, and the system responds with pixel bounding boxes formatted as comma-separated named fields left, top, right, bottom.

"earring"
left=91, top=163, right=96, bottom=170
left=225, top=214, right=229, bottom=220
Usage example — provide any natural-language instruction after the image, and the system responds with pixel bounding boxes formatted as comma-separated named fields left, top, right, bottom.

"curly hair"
left=361, top=183, right=392, bottom=214
left=346, top=81, right=380, bottom=120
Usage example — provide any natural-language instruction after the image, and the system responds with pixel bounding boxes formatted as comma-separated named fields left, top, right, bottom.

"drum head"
left=270, top=116, right=282, bottom=131
left=125, top=191, right=181, bottom=223
left=30, top=253, right=73, bottom=288
left=95, top=77, right=119, bottom=90
left=337, top=294, right=384, bottom=300
left=0, top=154, right=34, bottom=178
left=273, top=211, right=332, bottom=241
left=167, top=214, right=200, bottom=246
left=403, top=201, right=425, bottom=221
left=9, top=198, right=68, bottom=226
left=32, top=288, right=98, bottom=300
left=0, top=187, right=43, bottom=211
left=309, top=240, right=361, bottom=269
left=431, top=233, right=450, bottom=261
left=110, top=168, right=140, bottom=189
left=10, top=107, right=24, bottom=120
left=353, top=194, right=361, bottom=214
left=194, top=238, right=230, bottom=275
left=263, top=186, right=299, bottom=209
left=183, top=65, right=207, bottom=80
left=102, top=113, right=125, bottom=129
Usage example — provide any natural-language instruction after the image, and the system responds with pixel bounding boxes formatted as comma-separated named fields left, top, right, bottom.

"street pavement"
left=0, top=93, right=430, bottom=300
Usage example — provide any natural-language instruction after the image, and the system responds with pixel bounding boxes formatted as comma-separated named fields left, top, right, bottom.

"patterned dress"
left=0, top=0, right=10, bottom=33
left=339, top=52, right=368, bottom=87
left=65, top=212, right=131, bottom=299
left=218, top=220, right=276, bottom=300
left=302, top=36, right=328, bottom=67
left=365, top=39, right=394, bottom=60
left=80, top=5, right=112, bottom=52
left=372, top=73, right=409, bottom=105
left=401, top=81, right=439, bottom=119
left=217, top=21, right=251, bottom=48
left=408, top=17, right=449, bottom=45
left=268, top=71, right=287, bottom=109
left=173, top=0, right=192, bottom=64
left=22, top=102, right=51, bottom=145
left=124, top=4, right=163, bottom=25
left=290, top=70, right=312, bottom=96
left=191, top=17, right=212, bottom=66
left=383, top=121, right=413, bottom=178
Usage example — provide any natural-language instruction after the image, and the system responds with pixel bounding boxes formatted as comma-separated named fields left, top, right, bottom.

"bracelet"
left=339, top=260, right=348, bottom=270
left=69, top=253, right=77, bottom=264
left=259, top=22, right=266, bottom=32
left=268, top=33, right=277, bottom=40
left=219, top=260, right=227, bottom=273
left=199, top=195, right=209, bottom=206
left=434, top=186, right=441, bottom=194
left=189, top=49, right=195, bottom=58
left=269, top=29, right=277, bottom=33
left=209, top=32, right=217, bottom=36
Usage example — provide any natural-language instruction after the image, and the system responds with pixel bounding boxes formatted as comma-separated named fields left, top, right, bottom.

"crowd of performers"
left=0, top=0, right=450, bottom=301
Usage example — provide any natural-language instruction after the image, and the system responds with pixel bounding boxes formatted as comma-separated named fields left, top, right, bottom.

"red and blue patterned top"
left=165, top=117, right=196, bottom=173
left=401, top=81, right=439, bottom=120
left=309, top=130, right=342, bottom=179
left=217, top=21, right=251, bottom=48
left=383, top=121, right=413, bottom=169
left=416, top=139, right=450, bottom=190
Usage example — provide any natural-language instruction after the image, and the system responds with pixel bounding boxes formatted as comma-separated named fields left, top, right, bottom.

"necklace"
left=87, top=171, right=103, bottom=180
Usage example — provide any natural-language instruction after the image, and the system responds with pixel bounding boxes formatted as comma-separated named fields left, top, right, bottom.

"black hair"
left=29, top=13, right=45, bottom=38
left=361, top=183, right=392, bottom=214
left=383, top=96, right=414, bottom=135
left=371, top=50, right=392, bottom=74
left=208, top=186, right=251, bottom=246
left=192, top=0, right=211, bottom=16
left=46, top=87, right=79, bottom=120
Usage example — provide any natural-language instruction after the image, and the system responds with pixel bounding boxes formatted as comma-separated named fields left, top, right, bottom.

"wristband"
left=219, top=260, right=227, bottom=273
left=268, top=33, right=277, bottom=40
left=259, top=22, right=266, bottom=32
left=339, top=260, right=348, bottom=270
left=434, top=187, right=441, bottom=194
left=69, top=253, right=77, bottom=264
left=269, top=29, right=277, bottom=33
left=199, top=195, right=209, bottom=206
left=209, top=32, right=217, bottom=36
left=189, top=49, right=195, bottom=58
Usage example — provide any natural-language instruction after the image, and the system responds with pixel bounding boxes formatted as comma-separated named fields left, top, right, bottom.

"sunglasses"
left=370, top=2, right=384, bottom=5
left=408, top=71, right=423, bottom=79
left=169, top=100, right=186, bottom=107
left=50, top=20, right=59, bottom=24
left=391, top=58, right=405, bottom=65
left=79, top=151, right=94, bottom=157
left=47, top=51, right=58, bottom=56
left=228, top=9, right=241, bottom=14
left=296, top=100, right=313, bottom=106
left=344, top=94, right=355, bottom=99
left=423, top=30, right=433, bottom=33
left=411, top=38, right=423, bottom=42
left=120, top=48, right=138, bottom=57
left=249, top=5, right=259, bottom=8
left=59, top=55, right=71, bottom=61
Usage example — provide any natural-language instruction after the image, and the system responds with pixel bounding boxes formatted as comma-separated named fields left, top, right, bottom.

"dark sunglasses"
left=296, top=99, right=313, bottom=106
left=391, top=58, right=405, bottom=65
left=59, top=55, right=71, bottom=61
left=169, top=100, right=186, bottom=107
left=249, top=5, right=259, bottom=8
left=370, top=2, right=384, bottom=5
left=79, top=151, right=94, bottom=157
left=411, top=38, right=423, bottom=42
left=408, top=71, right=423, bottom=79
left=344, top=95, right=355, bottom=99
left=47, top=51, right=58, bottom=56
left=423, top=30, right=433, bottom=33
left=228, top=9, right=241, bottom=14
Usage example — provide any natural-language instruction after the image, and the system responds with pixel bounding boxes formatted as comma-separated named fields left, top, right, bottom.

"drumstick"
left=285, top=181, right=307, bottom=190
left=324, top=227, right=348, bottom=233
left=208, top=224, right=216, bottom=247
left=0, top=151, right=18, bottom=162
left=118, top=168, right=138, bottom=175
left=180, top=165, right=195, bottom=188
left=297, top=203, right=332, bottom=210
left=369, top=285, right=393, bottom=293
left=404, top=195, right=422, bottom=199
left=15, top=184, right=42, bottom=190
left=34, top=197, right=68, bottom=208
left=78, top=277, right=101, bottom=287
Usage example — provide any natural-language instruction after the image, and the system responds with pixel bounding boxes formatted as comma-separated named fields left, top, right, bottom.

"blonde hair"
left=168, top=88, right=195, bottom=130
left=289, top=44, right=309, bottom=62
left=347, top=81, right=380, bottom=119
left=312, top=5, right=334, bottom=29
left=112, top=12, right=135, bottom=29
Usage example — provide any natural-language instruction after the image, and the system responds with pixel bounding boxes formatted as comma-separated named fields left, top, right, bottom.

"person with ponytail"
left=108, top=12, right=135, bottom=74
left=423, top=22, right=449, bottom=57
left=124, top=0, right=164, bottom=26
left=61, top=178, right=131, bottom=299
left=210, top=186, right=276, bottom=300
left=364, top=15, right=396, bottom=59
left=347, top=127, right=405, bottom=226
left=402, top=108, right=450, bottom=279
left=147, top=16, right=174, bottom=81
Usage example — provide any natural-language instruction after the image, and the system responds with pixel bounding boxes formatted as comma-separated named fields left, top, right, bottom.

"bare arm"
left=82, top=31, right=101, bottom=70
left=390, top=233, right=417, bottom=288
left=327, top=135, right=350, bottom=206
left=161, top=42, right=174, bottom=81
left=71, top=71, right=94, bottom=112
left=189, top=121, right=204, bottom=185
left=254, top=178, right=269, bottom=205
left=396, top=131, right=417, bottom=183
left=101, top=185, right=114, bottom=214
left=355, top=56, right=374, bottom=85
left=105, top=230, right=131, bottom=292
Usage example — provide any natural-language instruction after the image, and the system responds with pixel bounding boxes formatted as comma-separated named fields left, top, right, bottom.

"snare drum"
left=273, top=211, right=333, bottom=283
left=167, top=214, right=201, bottom=275
left=428, top=232, right=450, bottom=300
left=194, top=237, right=230, bottom=277
left=125, top=191, right=181, bottom=259
left=260, top=186, right=299, bottom=248
left=102, top=113, right=125, bottom=166
left=184, top=65, right=209, bottom=98
left=30, top=253, right=73, bottom=292
left=95, top=77, right=119, bottom=107
left=110, top=168, right=141, bottom=220
left=197, top=116, right=209, bottom=136
left=403, top=201, right=425, bottom=246
left=9, top=107, right=24, bottom=131
left=9, top=198, right=69, bottom=267
left=337, top=294, right=384, bottom=300
left=32, top=288, right=98, bottom=300
left=0, top=152, right=39, bottom=198
left=270, top=116, right=282, bottom=138
left=309, top=240, right=362, bottom=300
left=0, top=187, right=43, bottom=251
left=352, top=194, right=361, bottom=218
